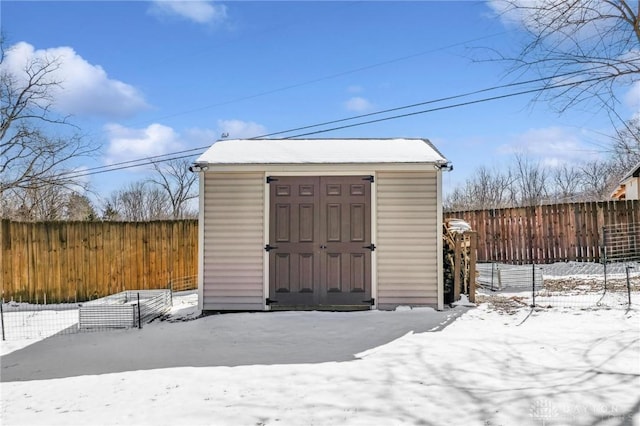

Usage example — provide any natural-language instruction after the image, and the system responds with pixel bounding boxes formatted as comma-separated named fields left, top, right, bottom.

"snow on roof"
left=620, top=160, right=640, bottom=182
left=196, top=138, right=448, bottom=165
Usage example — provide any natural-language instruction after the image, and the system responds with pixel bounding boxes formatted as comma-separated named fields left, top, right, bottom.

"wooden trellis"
left=443, top=219, right=477, bottom=303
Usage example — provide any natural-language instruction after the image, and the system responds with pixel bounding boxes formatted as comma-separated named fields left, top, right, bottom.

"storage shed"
left=193, top=138, right=449, bottom=311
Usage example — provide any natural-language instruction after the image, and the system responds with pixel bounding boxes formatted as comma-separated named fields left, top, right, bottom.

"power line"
left=56, top=146, right=207, bottom=178
left=282, top=76, right=612, bottom=138
left=57, top=72, right=614, bottom=181
left=68, top=153, right=201, bottom=179
left=61, top=67, right=588, bottom=176
left=49, top=28, right=527, bottom=179
left=257, top=67, right=602, bottom=139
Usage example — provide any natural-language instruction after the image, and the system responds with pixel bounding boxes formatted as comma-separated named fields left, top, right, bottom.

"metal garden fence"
left=476, top=261, right=640, bottom=309
left=1, top=288, right=173, bottom=341
left=602, top=222, right=639, bottom=264
left=168, top=275, right=198, bottom=293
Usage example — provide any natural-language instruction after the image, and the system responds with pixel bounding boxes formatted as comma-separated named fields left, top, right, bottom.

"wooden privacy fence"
left=446, top=200, right=640, bottom=264
left=0, top=220, right=198, bottom=304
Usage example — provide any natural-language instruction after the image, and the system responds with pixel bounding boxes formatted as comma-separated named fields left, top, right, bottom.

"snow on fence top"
left=196, top=138, right=448, bottom=165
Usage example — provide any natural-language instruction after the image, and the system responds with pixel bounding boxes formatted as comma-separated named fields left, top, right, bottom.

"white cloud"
left=2, top=42, right=148, bottom=119
left=104, top=123, right=183, bottom=165
left=488, top=0, right=592, bottom=28
left=624, top=81, right=640, bottom=111
left=149, top=0, right=227, bottom=25
left=485, top=0, right=523, bottom=27
left=497, top=126, right=602, bottom=166
left=487, top=0, right=623, bottom=43
left=216, top=119, right=267, bottom=139
left=344, top=96, right=373, bottom=113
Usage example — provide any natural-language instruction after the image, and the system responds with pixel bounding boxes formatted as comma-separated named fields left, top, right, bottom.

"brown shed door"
left=269, top=176, right=372, bottom=307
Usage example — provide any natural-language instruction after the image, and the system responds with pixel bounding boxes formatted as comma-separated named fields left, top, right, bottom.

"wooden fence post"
left=454, top=233, right=461, bottom=302
left=468, top=231, right=477, bottom=303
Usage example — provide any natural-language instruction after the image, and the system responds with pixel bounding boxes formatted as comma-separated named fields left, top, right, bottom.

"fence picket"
left=446, top=200, right=639, bottom=264
left=2, top=202, right=637, bottom=302
left=0, top=220, right=198, bottom=303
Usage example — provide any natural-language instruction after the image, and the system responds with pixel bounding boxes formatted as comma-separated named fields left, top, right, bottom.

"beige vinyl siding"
left=376, top=171, right=439, bottom=309
left=202, top=173, right=264, bottom=310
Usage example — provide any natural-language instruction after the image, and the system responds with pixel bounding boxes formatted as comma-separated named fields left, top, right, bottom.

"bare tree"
left=444, top=184, right=482, bottom=212
left=476, top=166, right=516, bottom=208
left=1, top=184, right=96, bottom=221
left=149, top=158, right=198, bottom=219
left=1, top=38, right=94, bottom=217
left=105, top=181, right=171, bottom=221
left=2, top=184, right=66, bottom=220
left=489, top=0, right=639, bottom=114
left=579, top=159, right=616, bottom=199
left=473, top=1, right=639, bottom=205
left=610, top=115, right=640, bottom=172
left=551, top=163, right=582, bottom=202
left=512, top=153, right=549, bottom=206
left=446, top=154, right=627, bottom=211
left=444, top=166, right=516, bottom=211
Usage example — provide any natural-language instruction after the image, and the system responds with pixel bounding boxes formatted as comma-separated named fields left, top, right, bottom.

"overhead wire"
left=257, top=66, right=609, bottom=139
left=58, top=70, right=616, bottom=181
left=56, top=146, right=208, bottom=178
left=281, top=75, right=613, bottom=138
left=55, top=30, right=515, bottom=178
left=59, top=65, right=592, bottom=179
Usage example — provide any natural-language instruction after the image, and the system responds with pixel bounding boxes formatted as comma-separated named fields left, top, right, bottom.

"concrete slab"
left=0, top=307, right=469, bottom=382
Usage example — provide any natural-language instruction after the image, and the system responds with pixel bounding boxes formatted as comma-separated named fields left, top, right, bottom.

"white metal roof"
left=196, top=138, right=448, bottom=165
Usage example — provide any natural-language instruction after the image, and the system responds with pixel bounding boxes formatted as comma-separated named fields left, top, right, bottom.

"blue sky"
left=3, top=0, right=639, bottom=204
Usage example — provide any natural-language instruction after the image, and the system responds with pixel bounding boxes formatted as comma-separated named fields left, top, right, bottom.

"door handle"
left=320, top=245, right=327, bottom=249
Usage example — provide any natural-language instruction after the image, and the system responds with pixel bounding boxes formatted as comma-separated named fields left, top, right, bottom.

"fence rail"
left=446, top=200, right=640, bottom=264
left=0, top=220, right=198, bottom=303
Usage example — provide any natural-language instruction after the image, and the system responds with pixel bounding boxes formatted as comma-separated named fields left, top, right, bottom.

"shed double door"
left=268, top=176, right=372, bottom=307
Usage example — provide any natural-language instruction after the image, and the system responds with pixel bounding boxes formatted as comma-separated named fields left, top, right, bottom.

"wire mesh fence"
left=0, top=303, right=81, bottom=341
left=1, top=286, right=178, bottom=341
left=603, top=222, right=640, bottom=263
left=476, top=261, right=640, bottom=309
left=169, top=275, right=198, bottom=293
left=78, top=290, right=171, bottom=330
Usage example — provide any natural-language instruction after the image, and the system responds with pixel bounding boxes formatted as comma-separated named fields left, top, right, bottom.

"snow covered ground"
left=0, top=305, right=79, bottom=343
left=476, top=261, right=640, bottom=311
left=1, top=290, right=638, bottom=426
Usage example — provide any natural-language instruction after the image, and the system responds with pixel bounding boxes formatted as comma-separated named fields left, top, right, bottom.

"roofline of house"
left=619, top=160, right=640, bottom=182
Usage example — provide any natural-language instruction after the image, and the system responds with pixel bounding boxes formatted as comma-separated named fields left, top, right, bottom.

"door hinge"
left=264, top=244, right=278, bottom=252
left=363, top=175, right=374, bottom=183
left=266, top=298, right=278, bottom=305
left=363, top=243, right=376, bottom=251
left=363, top=298, right=375, bottom=306
left=266, top=176, right=278, bottom=184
